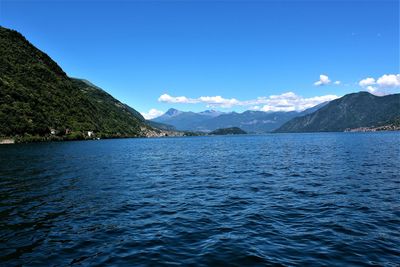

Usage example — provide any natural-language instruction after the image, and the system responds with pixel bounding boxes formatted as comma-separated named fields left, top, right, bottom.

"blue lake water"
left=0, top=132, right=399, bottom=266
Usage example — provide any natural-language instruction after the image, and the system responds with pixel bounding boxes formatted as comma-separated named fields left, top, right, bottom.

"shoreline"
left=2, top=129, right=399, bottom=145
left=0, top=139, right=15, bottom=145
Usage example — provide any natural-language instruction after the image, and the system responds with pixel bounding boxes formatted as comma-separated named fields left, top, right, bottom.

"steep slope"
left=145, top=121, right=177, bottom=131
left=275, top=92, right=400, bottom=132
left=70, top=79, right=177, bottom=132
left=0, top=26, right=150, bottom=139
left=298, top=101, right=328, bottom=115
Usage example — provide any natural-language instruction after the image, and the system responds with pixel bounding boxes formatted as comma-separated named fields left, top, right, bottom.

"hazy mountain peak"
left=200, top=109, right=217, bottom=113
left=165, top=108, right=183, bottom=117
left=199, top=110, right=225, bottom=117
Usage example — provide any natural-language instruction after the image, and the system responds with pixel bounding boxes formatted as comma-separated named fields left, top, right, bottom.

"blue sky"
left=1, top=0, right=399, bottom=118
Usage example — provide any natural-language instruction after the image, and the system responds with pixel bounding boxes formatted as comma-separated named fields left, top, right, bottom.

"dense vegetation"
left=0, top=26, right=151, bottom=141
left=209, top=127, right=247, bottom=135
left=145, top=120, right=176, bottom=131
left=275, top=92, right=400, bottom=132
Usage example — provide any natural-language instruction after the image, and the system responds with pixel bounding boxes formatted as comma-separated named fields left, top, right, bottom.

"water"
left=0, top=133, right=399, bottom=266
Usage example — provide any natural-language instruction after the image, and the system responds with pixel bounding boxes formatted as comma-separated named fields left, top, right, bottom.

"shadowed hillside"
left=0, top=26, right=154, bottom=140
left=275, top=92, right=400, bottom=132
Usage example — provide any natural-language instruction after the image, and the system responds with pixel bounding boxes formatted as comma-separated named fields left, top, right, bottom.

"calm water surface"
left=0, top=133, right=399, bottom=266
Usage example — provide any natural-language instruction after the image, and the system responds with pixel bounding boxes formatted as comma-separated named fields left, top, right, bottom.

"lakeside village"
left=0, top=125, right=189, bottom=144
left=0, top=128, right=98, bottom=144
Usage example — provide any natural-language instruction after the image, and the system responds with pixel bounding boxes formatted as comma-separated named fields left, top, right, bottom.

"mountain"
left=275, top=92, right=400, bottom=132
left=152, top=104, right=328, bottom=133
left=145, top=121, right=176, bottom=131
left=199, top=110, right=225, bottom=117
left=162, top=108, right=183, bottom=118
left=200, top=110, right=299, bottom=133
left=153, top=108, right=215, bottom=131
left=209, top=127, right=247, bottom=135
left=298, top=101, right=328, bottom=115
left=0, top=26, right=166, bottom=140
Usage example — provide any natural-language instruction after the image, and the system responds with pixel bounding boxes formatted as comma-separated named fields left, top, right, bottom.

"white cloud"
left=141, top=108, right=164, bottom=120
left=376, top=74, right=400, bottom=88
left=359, top=74, right=400, bottom=95
left=251, top=93, right=338, bottom=112
left=366, top=86, right=378, bottom=94
left=158, top=92, right=339, bottom=112
left=359, top=77, right=376, bottom=87
left=334, top=81, right=341, bottom=85
left=158, top=94, right=198, bottom=104
left=198, top=96, right=240, bottom=108
left=314, top=74, right=331, bottom=86
left=158, top=93, right=240, bottom=108
left=249, top=105, right=261, bottom=111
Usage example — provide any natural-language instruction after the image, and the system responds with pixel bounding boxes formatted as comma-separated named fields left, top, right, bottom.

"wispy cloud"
left=158, top=94, right=198, bottom=104
left=314, top=74, right=340, bottom=86
left=141, top=108, right=164, bottom=119
left=158, top=92, right=339, bottom=112
left=359, top=74, right=400, bottom=95
left=359, top=77, right=376, bottom=87
left=314, top=74, right=331, bottom=86
left=158, top=94, right=240, bottom=108
left=249, top=93, right=338, bottom=112
left=377, top=74, right=400, bottom=87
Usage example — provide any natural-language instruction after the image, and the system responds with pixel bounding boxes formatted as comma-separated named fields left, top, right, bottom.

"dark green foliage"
left=181, top=131, right=205, bottom=136
left=146, top=120, right=176, bottom=131
left=70, top=78, right=145, bottom=135
left=275, top=92, right=400, bottom=132
left=390, top=117, right=400, bottom=126
left=0, top=26, right=148, bottom=139
left=209, top=127, right=247, bottom=135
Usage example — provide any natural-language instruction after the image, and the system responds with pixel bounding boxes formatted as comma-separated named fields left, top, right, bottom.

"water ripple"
left=0, top=132, right=399, bottom=266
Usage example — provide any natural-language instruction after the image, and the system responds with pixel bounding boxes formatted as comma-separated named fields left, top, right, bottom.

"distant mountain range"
left=152, top=103, right=327, bottom=133
left=154, top=92, right=400, bottom=133
left=275, top=92, right=400, bottom=132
